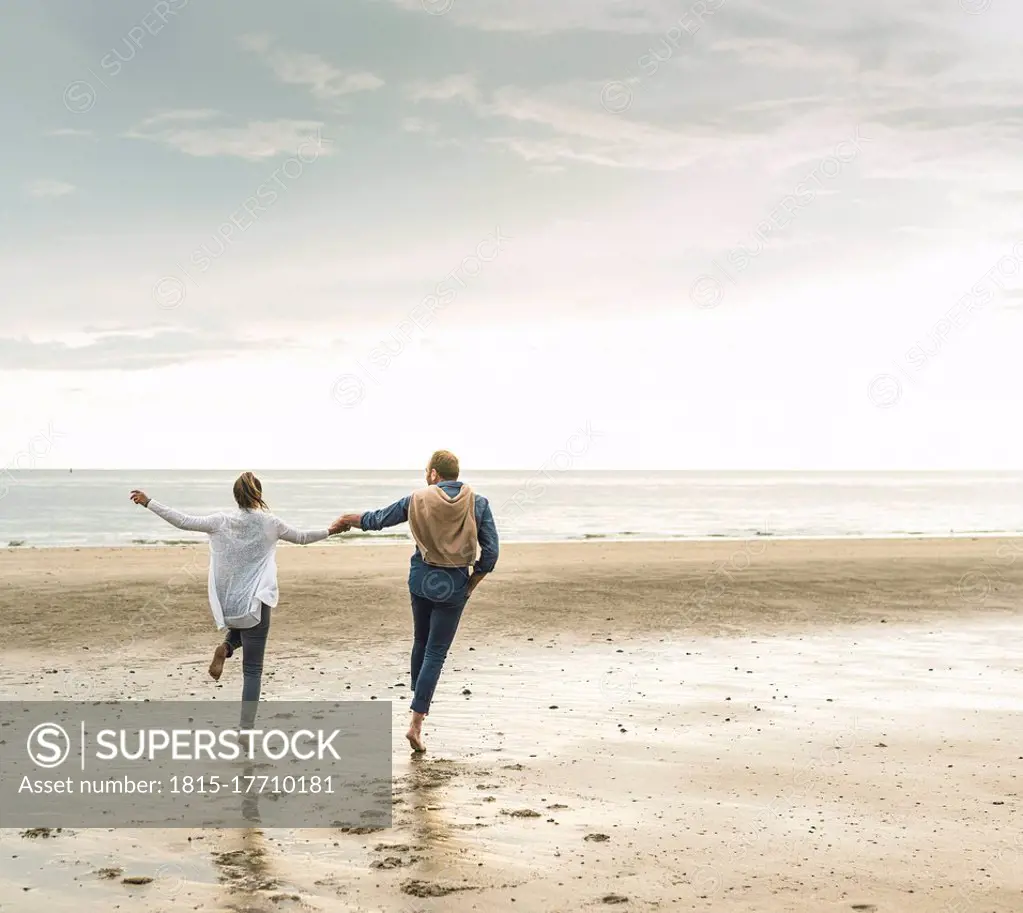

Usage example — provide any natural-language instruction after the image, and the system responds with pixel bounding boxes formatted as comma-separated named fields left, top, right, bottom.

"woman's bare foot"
left=208, top=643, right=228, bottom=681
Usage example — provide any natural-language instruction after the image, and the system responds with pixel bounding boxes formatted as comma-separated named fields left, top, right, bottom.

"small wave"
left=337, top=531, right=412, bottom=541
left=577, top=531, right=643, bottom=540
left=665, top=530, right=775, bottom=539
left=123, top=533, right=415, bottom=547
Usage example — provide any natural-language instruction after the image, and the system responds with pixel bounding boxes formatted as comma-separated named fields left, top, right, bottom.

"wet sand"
left=1, top=538, right=1022, bottom=912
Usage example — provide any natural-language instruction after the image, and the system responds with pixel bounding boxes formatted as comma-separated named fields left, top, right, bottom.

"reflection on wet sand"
left=392, top=755, right=485, bottom=903
left=240, top=764, right=262, bottom=826
left=405, top=755, right=457, bottom=839
left=211, top=827, right=279, bottom=913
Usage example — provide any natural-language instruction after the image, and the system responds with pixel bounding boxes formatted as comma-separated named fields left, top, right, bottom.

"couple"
left=129, top=450, right=499, bottom=753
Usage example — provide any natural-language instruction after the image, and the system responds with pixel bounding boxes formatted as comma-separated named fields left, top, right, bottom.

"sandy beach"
left=1, top=537, right=1022, bottom=912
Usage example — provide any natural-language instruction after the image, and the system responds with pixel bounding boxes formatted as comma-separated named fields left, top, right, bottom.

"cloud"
left=401, top=117, right=438, bottom=134
left=267, top=51, right=384, bottom=99
left=238, top=32, right=273, bottom=52
left=395, top=0, right=1022, bottom=177
left=708, top=37, right=860, bottom=73
left=0, top=331, right=302, bottom=372
left=240, top=34, right=384, bottom=100
left=382, top=0, right=686, bottom=34
left=138, top=109, right=221, bottom=126
left=48, top=128, right=95, bottom=138
left=410, top=78, right=717, bottom=170
left=125, top=110, right=333, bottom=160
left=408, top=73, right=479, bottom=103
left=26, top=180, right=76, bottom=198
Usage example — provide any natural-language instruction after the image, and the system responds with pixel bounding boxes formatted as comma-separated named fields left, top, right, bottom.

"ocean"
left=1, top=470, right=1021, bottom=549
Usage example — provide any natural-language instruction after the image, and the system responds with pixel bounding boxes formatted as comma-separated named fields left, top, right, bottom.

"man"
left=339, top=450, right=499, bottom=753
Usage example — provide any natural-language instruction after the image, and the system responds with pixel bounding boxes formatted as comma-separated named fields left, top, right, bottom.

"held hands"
left=129, top=490, right=151, bottom=507
left=327, top=513, right=363, bottom=536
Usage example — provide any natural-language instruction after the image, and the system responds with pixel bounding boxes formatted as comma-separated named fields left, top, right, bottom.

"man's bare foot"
left=208, top=643, right=228, bottom=681
left=406, top=728, right=426, bottom=753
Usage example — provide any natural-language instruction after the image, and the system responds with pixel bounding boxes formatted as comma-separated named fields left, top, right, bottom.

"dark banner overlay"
left=0, top=701, right=392, bottom=828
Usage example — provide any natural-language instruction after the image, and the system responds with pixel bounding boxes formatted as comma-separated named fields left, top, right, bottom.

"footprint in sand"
left=21, top=827, right=67, bottom=839
left=401, top=879, right=480, bottom=897
left=371, top=856, right=414, bottom=870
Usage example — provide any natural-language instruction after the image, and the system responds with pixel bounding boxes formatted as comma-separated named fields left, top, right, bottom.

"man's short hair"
left=429, top=450, right=459, bottom=480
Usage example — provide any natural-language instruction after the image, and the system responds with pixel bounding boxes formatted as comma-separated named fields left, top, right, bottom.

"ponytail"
left=233, top=472, right=268, bottom=511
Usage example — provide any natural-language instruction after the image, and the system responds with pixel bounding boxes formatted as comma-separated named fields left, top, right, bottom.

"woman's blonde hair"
left=233, top=471, right=268, bottom=511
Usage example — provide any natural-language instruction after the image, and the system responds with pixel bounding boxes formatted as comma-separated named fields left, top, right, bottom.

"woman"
left=130, top=472, right=347, bottom=714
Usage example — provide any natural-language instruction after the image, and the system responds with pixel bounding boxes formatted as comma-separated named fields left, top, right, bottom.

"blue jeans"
left=224, top=604, right=271, bottom=727
left=410, top=593, right=465, bottom=714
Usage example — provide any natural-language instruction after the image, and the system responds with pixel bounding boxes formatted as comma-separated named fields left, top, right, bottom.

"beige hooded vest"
left=407, top=484, right=478, bottom=567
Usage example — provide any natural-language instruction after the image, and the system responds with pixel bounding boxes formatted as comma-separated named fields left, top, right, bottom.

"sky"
left=2, top=0, right=1022, bottom=470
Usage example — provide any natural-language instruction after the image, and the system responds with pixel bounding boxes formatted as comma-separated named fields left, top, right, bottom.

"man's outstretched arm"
left=341, top=495, right=411, bottom=532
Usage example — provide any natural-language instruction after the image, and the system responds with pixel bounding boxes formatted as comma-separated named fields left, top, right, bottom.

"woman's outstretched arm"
left=274, top=515, right=349, bottom=545
left=130, top=490, right=224, bottom=534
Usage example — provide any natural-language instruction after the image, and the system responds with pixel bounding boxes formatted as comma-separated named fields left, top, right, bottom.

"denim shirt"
left=360, top=480, right=499, bottom=602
